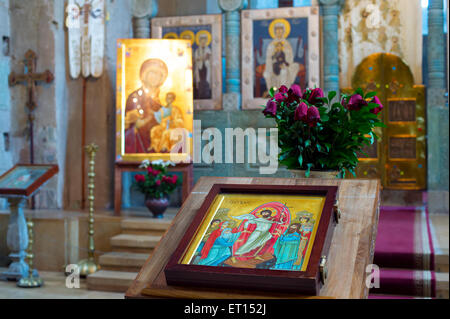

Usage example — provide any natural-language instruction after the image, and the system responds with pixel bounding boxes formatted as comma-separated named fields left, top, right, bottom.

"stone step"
left=99, top=252, right=149, bottom=272
left=121, top=218, right=172, bottom=233
left=120, top=229, right=168, bottom=236
left=112, top=246, right=156, bottom=254
left=87, top=270, right=137, bottom=293
left=110, top=234, right=162, bottom=250
left=435, top=251, right=449, bottom=273
left=436, top=272, right=449, bottom=299
left=430, top=214, right=449, bottom=273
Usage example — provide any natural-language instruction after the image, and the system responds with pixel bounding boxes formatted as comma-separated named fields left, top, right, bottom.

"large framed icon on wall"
left=241, top=6, right=321, bottom=110
left=115, top=39, right=193, bottom=163
left=152, top=14, right=223, bottom=111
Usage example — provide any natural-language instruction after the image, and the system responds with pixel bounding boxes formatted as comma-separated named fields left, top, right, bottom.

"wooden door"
left=348, top=53, right=426, bottom=190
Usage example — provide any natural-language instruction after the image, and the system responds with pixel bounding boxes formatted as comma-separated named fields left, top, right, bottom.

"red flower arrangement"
left=263, top=85, right=385, bottom=177
left=133, top=160, right=180, bottom=199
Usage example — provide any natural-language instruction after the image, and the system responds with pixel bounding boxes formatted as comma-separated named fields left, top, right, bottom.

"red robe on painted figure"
left=200, top=222, right=224, bottom=259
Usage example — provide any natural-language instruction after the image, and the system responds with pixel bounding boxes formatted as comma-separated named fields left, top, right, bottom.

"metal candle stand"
left=17, top=217, right=43, bottom=288
left=77, top=143, right=100, bottom=278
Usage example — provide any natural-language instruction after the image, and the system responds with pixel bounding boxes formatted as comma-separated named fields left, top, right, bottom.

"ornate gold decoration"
left=17, top=218, right=43, bottom=288
left=78, top=143, right=100, bottom=277
left=348, top=53, right=426, bottom=190
left=180, top=30, right=195, bottom=45
left=163, top=32, right=178, bottom=39
left=269, top=18, right=291, bottom=39
left=195, top=30, right=212, bottom=47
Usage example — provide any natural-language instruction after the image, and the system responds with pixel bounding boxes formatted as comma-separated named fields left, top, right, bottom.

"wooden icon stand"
left=0, top=164, right=58, bottom=284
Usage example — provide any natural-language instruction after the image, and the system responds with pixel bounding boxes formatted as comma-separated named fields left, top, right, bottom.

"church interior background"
left=0, top=0, right=448, bottom=300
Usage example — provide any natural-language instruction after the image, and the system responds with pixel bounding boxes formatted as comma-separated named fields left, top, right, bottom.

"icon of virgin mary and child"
left=192, top=202, right=314, bottom=270
left=124, top=58, right=185, bottom=154
left=262, top=19, right=300, bottom=93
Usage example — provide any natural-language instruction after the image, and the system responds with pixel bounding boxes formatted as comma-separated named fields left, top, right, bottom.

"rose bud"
left=287, top=84, right=302, bottom=104
left=172, top=175, right=178, bottom=184
left=345, top=94, right=367, bottom=111
left=263, top=99, right=277, bottom=117
left=134, top=174, right=145, bottom=182
left=294, top=102, right=308, bottom=122
left=278, top=85, right=288, bottom=94
left=274, top=92, right=286, bottom=103
left=290, top=84, right=302, bottom=98
left=370, top=96, right=384, bottom=114
left=306, top=106, right=321, bottom=127
left=152, top=169, right=161, bottom=176
left=308, top=88, right=324, bottom=105
left=156, top=180, right=161, bottom=186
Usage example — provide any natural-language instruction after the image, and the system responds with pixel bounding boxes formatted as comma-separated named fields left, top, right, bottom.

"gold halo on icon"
left=269, top=18, right=291, bottom=39
left=195, top=30, right=212, bottom=47
left=163, top=32, right=178, bottom=39
left=180, top=30, right=195, bottom=45
left=254, top=207, right=278, bottom=218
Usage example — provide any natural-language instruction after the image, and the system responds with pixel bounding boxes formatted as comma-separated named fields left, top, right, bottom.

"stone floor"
left=0, top=268, right=124, bottom=299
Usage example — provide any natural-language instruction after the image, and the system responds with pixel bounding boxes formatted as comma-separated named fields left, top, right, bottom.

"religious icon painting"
left=0, top=164, right=59, bottom=197
left=151, top=14, right=222, bottom=110
left=165, top=184, right=339, bottom=295
left=116, top=39, right=194, bottom=163
left=241, top=7, right=320, bottom=109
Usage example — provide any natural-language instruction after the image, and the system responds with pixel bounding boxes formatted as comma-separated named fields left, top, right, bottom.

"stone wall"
left=0, top=0, right=12, bottom=210
left=7, top=0, right=133, bottom=210
left=63, top=0, right=133, bottom=210
left=5, top=0, right=446, bottom=212
left=8, top=0, right=63, bottom=208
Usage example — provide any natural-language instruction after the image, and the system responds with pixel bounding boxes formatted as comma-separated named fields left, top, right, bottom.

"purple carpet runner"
left=369, top=206, right=436, bottom=298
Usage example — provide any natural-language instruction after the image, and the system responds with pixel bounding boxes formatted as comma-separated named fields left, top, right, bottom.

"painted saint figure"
left=293, top=216, right=314, bottom=269
left=124, top=58, right=168, bottom=153
left=194, top=30, right=212, bottom=99
left=192, top=219, right=221, bottom=264
left=272, top=223, right=302, bottom=270
left=198, top=222, right=239, bottom=266
left=272, top=41, right=289, bottom=76
left=198, top=228, right=240, bottom=266
left=149, top=92, right=185, bottom=153
left=263, top=19, right=299, bottom=92
left=232, top=208, right=288, bottom=261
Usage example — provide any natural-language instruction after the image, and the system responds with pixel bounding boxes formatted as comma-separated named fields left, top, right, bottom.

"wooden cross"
left=8, top=50, right=54, bottom=164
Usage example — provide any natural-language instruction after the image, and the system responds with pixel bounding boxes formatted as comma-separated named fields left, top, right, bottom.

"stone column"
left=427, top=0, right=448, bottom=213
left=219, top=0, right=247, bottom=110
left=0, top=197, right=29, bottom=281
left=0, top=0, right=13, bottom=211
left=249, top=0, right=277, bottom=9
left=319, top=0, right=340, bottom=95
left=132, top=0, right=158, bottom=38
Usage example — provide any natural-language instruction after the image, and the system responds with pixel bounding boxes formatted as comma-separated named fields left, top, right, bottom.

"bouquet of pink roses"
left=263, top=85, right=384, bottom=177
left=133, top=160, right=180, bottom=199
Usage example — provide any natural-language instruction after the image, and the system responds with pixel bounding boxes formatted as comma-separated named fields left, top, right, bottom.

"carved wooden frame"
left=152, top=14, right=223, bottom=111
left=165, top=183, right=339, bottom=295
left=241, top=7, right=321, bottom=110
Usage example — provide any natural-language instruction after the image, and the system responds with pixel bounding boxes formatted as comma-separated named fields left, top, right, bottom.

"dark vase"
left=145, top=196, right=169, bottom=219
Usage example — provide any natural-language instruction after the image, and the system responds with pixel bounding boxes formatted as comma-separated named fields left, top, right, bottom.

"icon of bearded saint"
left=231, top=202, right=291, bottom=262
